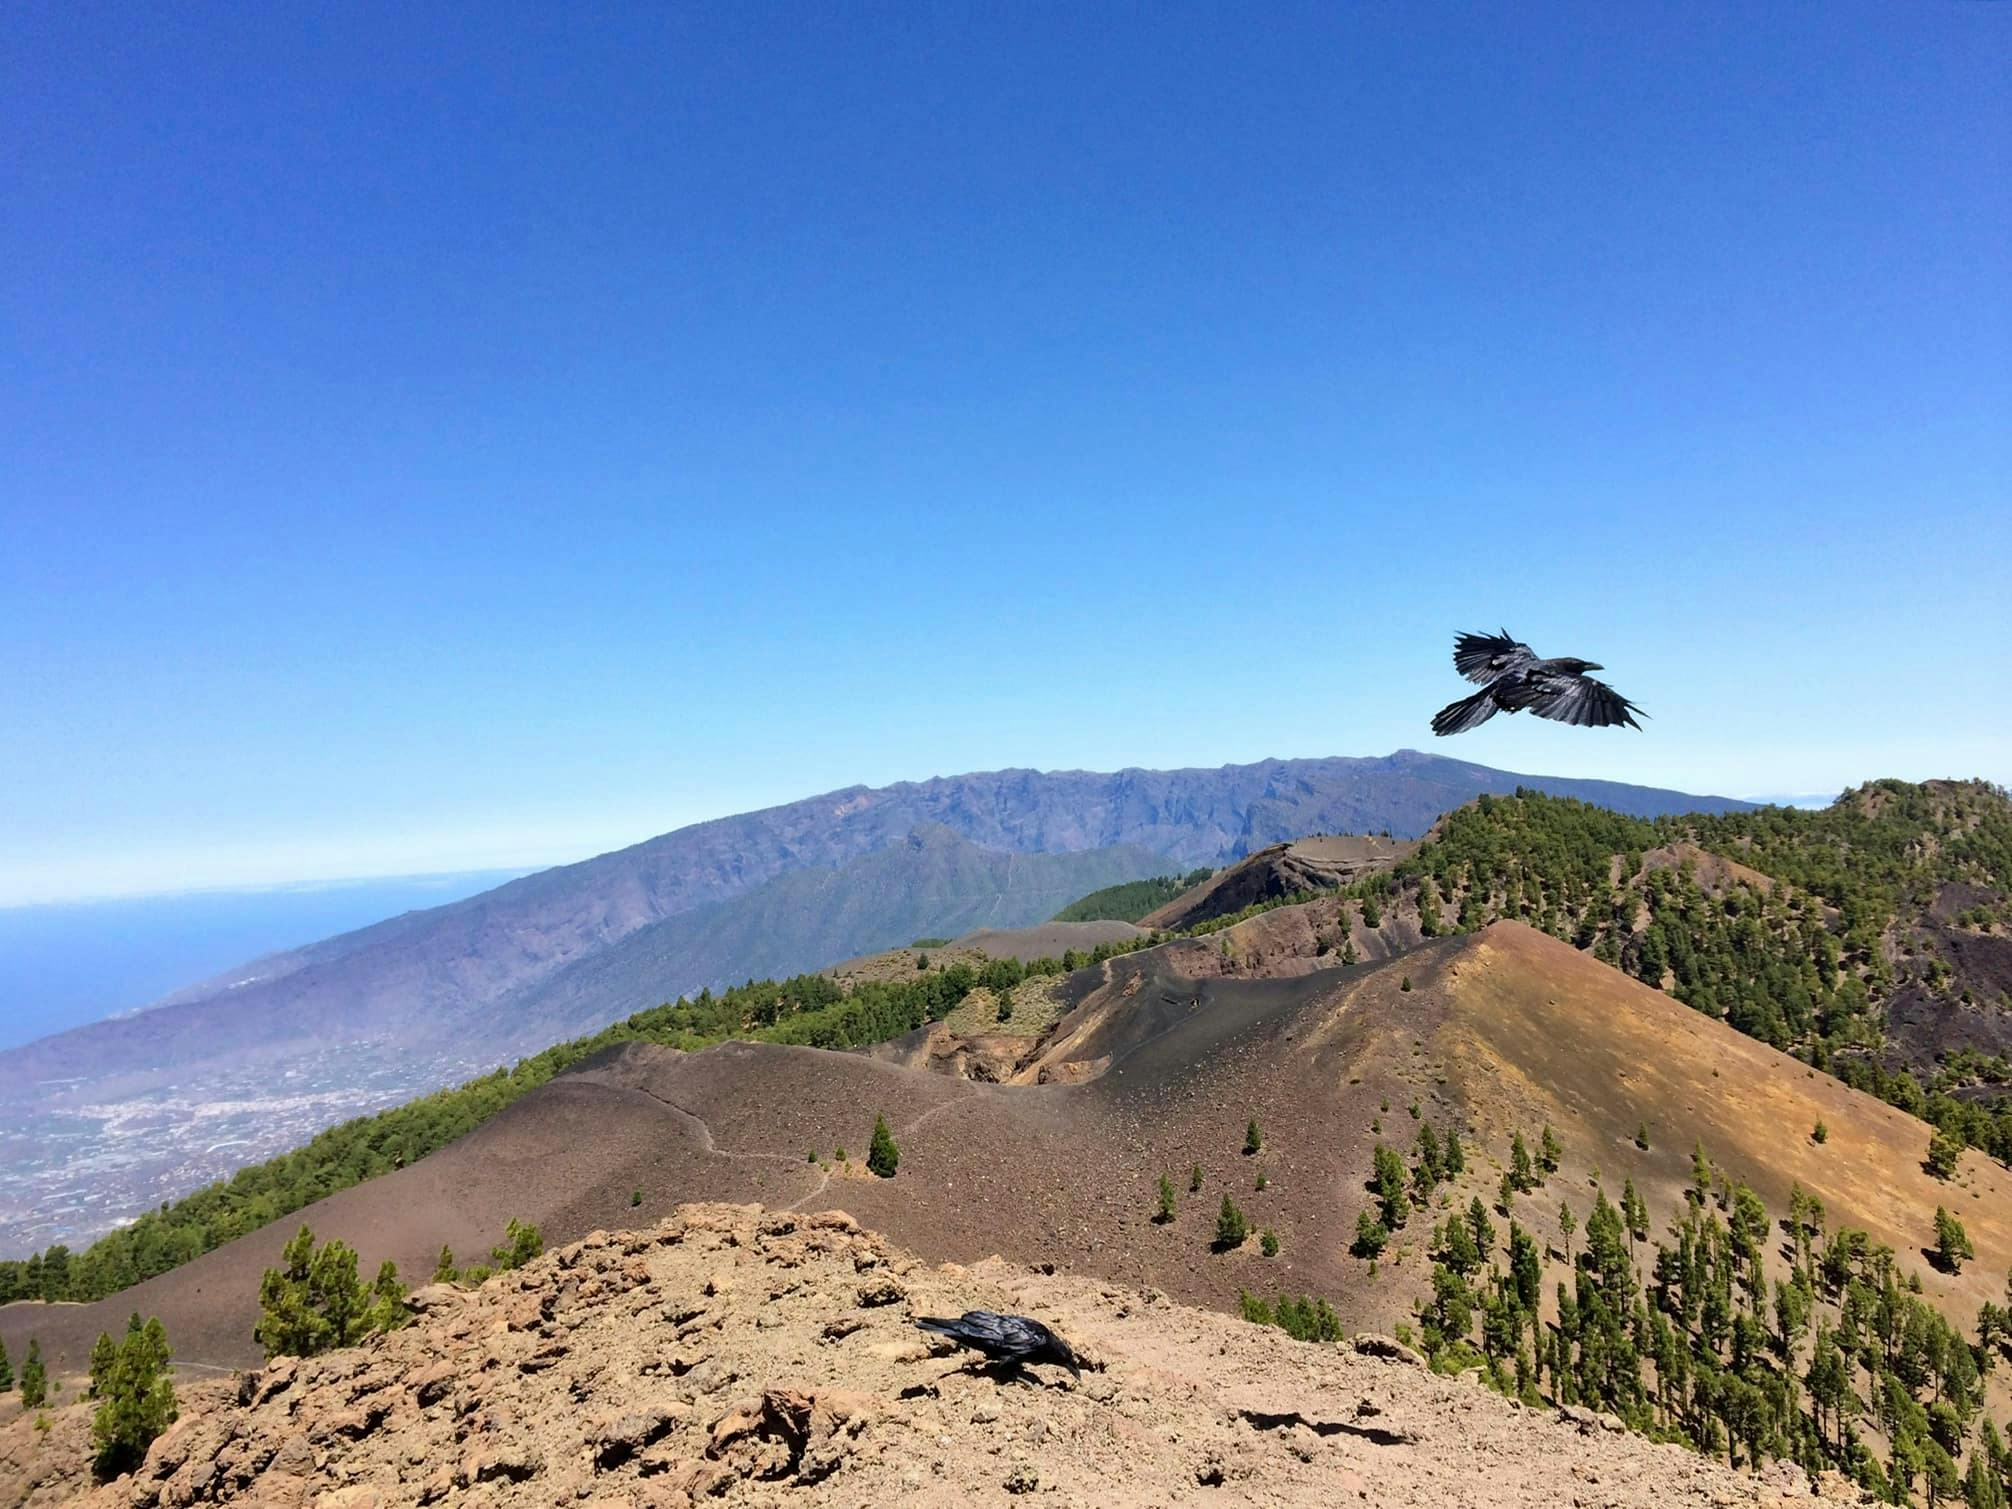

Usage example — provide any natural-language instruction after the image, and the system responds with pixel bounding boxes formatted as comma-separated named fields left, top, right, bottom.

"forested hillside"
left=1369, top=781, right=2012, bottom=1156
left=1051, top=868, right=1214, bottom=923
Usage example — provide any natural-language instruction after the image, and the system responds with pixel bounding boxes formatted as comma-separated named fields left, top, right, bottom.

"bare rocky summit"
left=3, top=1204, right=1862, bottom=1509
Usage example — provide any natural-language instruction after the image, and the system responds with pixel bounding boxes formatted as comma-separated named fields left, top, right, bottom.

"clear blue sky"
left=3, top=2, right=2006, bottom=905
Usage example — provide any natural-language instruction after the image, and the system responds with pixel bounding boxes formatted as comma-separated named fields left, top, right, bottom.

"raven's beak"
left=1584, top=663, right=1602, bottom=671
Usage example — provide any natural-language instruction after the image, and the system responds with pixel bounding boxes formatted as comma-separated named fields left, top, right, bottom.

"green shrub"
left=254, top=1227, right=407, bottom=1360
left=867, top=1114, right=900, bottom=1178
left=1214, top=1196, right=1249, bottom=1251
left=89, top=1318, right=177, bottom=1480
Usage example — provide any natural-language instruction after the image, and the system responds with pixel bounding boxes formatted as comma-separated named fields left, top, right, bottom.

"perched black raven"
left=1432, top=630, right=1645, bottom=736
left=914, top=1310, right=1083, bottom=1375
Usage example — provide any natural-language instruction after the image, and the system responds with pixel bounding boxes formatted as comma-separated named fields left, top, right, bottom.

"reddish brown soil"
left=0, top=1204, right=1858, bottom=1509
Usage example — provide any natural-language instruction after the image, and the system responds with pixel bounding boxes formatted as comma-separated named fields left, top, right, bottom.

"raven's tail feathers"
left=1432, top=687, right=1501, bottom=737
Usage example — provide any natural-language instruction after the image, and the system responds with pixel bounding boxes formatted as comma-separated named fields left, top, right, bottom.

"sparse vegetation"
left=1155, top=1174, right=1175, bottom=1224
left=1259, top=1228, right=1280, bottom=1258
left=1352, top=1210, right=1389, bottom=1258
left=1189, top=1162, right=1204, bottom=1193
left=491, top=1217, right=543, bottom=1271
left=1812, top=1120, right=1828, bottom=1145
left=1238, top=1291, right=1342, bottom=1342
left=1244, top=1119, right=1263, bottom=1155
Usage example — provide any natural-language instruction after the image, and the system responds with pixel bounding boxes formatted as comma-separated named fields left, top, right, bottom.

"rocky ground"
left=2, top=1203, right=1864, bottom=1509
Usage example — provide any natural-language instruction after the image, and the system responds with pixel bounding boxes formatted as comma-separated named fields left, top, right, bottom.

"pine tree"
left=867, top=1113, right=900, bottom=1178
left=1508, top=1223, right=1541, bottom=1312
left=432, top=1245, right=458, bottom=1284
left=0, top=1334, right=11, bottom=1392
left=1539, top=1125, right=1562, bottom=1174
left=1926, top=1128, right=1963, bottom=1180
left=90, top=1317, right=177, bottom=1480
left=1466, top=1196, right=1494, bottom=1262
left=1214, top=1196, right=1249, bottom=1251
left=87, top=1331, right=117, bottom=1398
left=1373, top=1144, right=1410, bottom=1229
left=1511, top=1133, right=1535, bottom=1192
left=1620, top=1178, right=1649, bottom=1256
left=491, top=1218, right=543, bottom=1271
left=1497, top=1171, right=1515, bottom=1215
left=1558, top=1203, right=1576, bottom=1265
left=1155, top=1174, right=1176, bottom=1224
left=1933, top=1207, right=1973, bottom=1274
left=1244, top=1119, right=1263, bottom=1155
left=19, top=1339, right=48, bottom=1408
left=1189, top=1163, right=1204, bottom=1193
left=1352, top=1210, right=1389, bottom=1258
left=1444, top=1129, right=1466, bottom=1176
left=255, top=1226, right=406, bottom=1359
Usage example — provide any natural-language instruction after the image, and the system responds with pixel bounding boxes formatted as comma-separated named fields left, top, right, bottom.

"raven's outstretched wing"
left=1514, top=673, right=1644, bottom=730
left=1453, top=630, right=1533, bottom=685
left=1431, top=687, right=1502, bottom=736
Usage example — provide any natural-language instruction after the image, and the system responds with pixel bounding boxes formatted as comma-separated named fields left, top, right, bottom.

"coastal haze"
left=0, top=750, right=1747, bottom=1257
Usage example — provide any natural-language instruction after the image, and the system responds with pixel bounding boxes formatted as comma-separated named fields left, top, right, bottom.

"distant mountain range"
left=0, top=750, right=1748, bottom=1254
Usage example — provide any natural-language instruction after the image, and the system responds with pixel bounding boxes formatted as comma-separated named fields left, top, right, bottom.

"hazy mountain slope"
left=489, top=830, right=1170, bottom=1046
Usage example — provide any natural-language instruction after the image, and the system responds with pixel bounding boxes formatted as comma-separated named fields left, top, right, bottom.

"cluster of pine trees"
left=1353, top=1124, right=2012, bottom=1506
left=1052, top=868, right=1214, bottom=923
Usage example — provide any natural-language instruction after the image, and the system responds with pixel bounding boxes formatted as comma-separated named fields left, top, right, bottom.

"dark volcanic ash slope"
left=9, top=922, right=1998, bottom=1389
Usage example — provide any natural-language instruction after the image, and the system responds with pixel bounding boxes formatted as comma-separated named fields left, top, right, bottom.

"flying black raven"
left=914, top=1310, right=1083, bottom=1375
left=1432, top=630, right=1645, bottom=736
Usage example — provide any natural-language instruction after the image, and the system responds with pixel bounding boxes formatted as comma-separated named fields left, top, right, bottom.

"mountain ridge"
left=0, top=752, right=1749, bottom=1258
